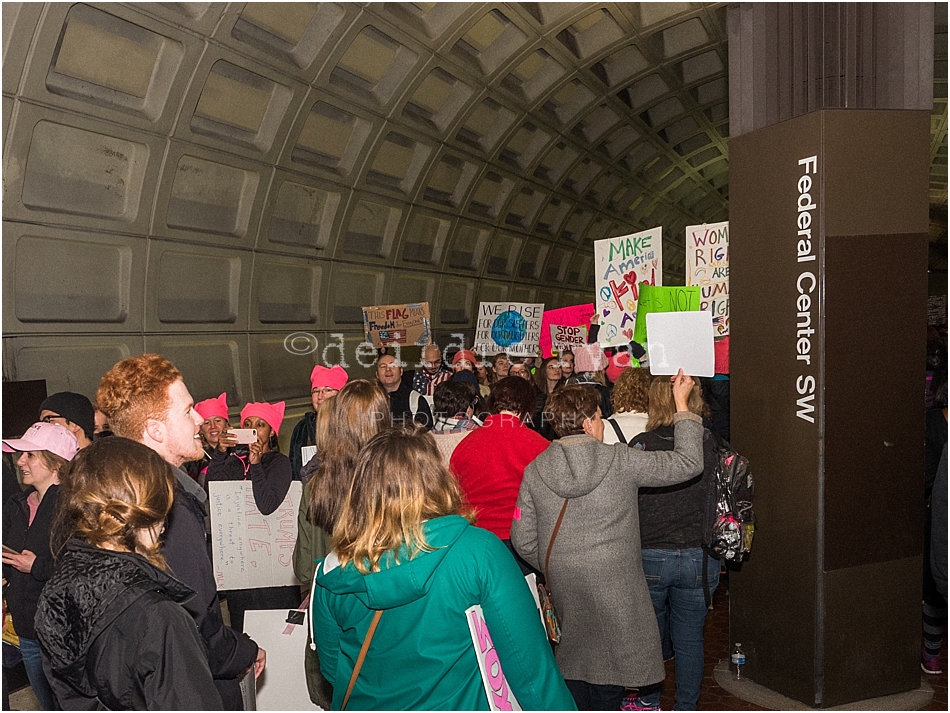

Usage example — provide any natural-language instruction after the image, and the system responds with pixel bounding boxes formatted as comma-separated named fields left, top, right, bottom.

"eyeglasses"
left=311, top=387, right=338, bottom=396
left=423, top=359, right=442, bottom=367
left=41, top=414, right=68, bottom=425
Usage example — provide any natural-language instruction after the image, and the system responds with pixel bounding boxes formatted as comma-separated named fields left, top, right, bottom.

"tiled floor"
left=5, top=586, right=948, bottom=710
left=670, top=583, right=949, bottom=711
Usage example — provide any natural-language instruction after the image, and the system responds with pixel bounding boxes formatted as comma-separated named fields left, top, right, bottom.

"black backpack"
left=701, top=432, right=755, bottom=605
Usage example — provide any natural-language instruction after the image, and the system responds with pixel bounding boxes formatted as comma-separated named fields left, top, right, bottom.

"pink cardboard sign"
left=539, top=304, right=593, bottom=358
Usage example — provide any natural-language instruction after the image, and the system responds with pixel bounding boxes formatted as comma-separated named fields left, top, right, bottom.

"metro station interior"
left=2, top=2, right=947, bottom=710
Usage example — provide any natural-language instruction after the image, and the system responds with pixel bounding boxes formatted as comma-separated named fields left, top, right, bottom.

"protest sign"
left=466, top=604, right=523, bottom=711
left=645, top=312, right=715, bottom=377
left=244, top=610, right=321, bottom=711
left=210, top=481, right=301, bottom=590
left=685, top=221, right=730, bottom=336
left=539, top=303, right=593, bottom=357
left=633, top=284, right=701, bottom=346
left=549, top=324, right=588, bottom=355
left=474, top=302, right=544, bottom=356
left=594, top=227, right=662, bottom=347
left=362, top=302, right=431, bottom=348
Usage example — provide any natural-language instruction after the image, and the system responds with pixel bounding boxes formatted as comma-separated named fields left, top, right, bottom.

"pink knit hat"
left=310, top=364, right=348, bottom=391
left=195, top=392, right=229, bottom=422
left=240, top=401, right=286, bottom=435
left=3, top=422, right=79, bottom=461
left=452, top=349, right=478, bottom=367
left=606, top=351, right=633, bottom=384
left=574, top=343, right=608, bottom=373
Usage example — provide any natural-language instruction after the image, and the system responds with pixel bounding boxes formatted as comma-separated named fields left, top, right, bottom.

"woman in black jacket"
left=35, top=437, right=223, bottom=710
left=207, top=400, right=300, bottom=632
left=2, top=422, right=78, bottom=710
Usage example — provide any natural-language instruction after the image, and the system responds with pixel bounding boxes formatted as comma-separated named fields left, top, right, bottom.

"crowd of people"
left=1, top=322, right=944, bottom=711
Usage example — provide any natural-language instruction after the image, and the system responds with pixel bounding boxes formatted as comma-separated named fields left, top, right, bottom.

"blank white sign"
left=244, top=609, right=322, bottom=711
left=646, top=311, right=715, bottom=377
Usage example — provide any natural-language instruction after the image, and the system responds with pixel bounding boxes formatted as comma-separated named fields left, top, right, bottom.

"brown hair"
left=645, top=375, right=706, bottom=430
left=307, top=380, right=391, bottom=533
left=534, top=357, right=566, bottom=395
left=53, top=437, right=175, bottom=569
left=334, top=427, right=470, bottom=574
left=314, top=394, right=336, bottom=452
left=486, top=376, right=537, bottom=420
left=545, top=385, right=602, bottom=437
left=611, top=367, right=653, bottom=414
left=96, top=354, right=182, bottom=441
left=35, top=451, right=70, bottom=478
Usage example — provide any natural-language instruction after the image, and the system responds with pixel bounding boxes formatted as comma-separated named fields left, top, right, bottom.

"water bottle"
left=731, top=643, right=746, bottom=681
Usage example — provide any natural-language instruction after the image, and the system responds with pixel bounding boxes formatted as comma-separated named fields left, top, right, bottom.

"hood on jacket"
left=35, top=540, right=195, bottom=694
left=315, top=515, right=469, bottom=610
left=529, top=435, right=620, bottom=499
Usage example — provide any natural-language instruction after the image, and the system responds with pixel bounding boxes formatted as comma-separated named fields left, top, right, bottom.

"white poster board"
left=210, top=481, right=301, bottom=591
left=244, top=609, right=321, bottom=711
left=594, top=227, right=663, bottom=347
left=645, top=312, right=715, bottom=377
left=465, top=604, right=523, bottom=711
left=685, top=221, right=730, bottom=337
left=548, top=324, right=588, bottom=355
left=474, top=302, right=544, bottom=356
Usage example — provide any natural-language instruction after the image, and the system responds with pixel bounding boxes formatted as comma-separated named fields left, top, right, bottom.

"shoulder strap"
left=544, top=499, right=570, bottom=585
left=341, top=609, right=383, bottom=710
left=607, top=417, right=627, bottom=444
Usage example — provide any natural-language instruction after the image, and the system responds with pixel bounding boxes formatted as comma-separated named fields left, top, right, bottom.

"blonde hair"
left=53, top=437, right=175, bottom=569
left=645, top=375, right=706, bottom=431
left=334, top=427, right=471, bottom=574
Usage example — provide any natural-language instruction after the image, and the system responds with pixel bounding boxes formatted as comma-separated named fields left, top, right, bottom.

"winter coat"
left=289, top=411, right=317, bottom=482
left=2, top=485, right=59, bottom=640
left=205, top=449, right=292, bottom=516
left=510, top=413, right=704, bottom=687
left=163, top=469, right=257, bottom=709
left=310, top=515, right=576, bottom=711
left=450, top=413, right=550, bottom=540
left=35, top=539, right=223, bottom=710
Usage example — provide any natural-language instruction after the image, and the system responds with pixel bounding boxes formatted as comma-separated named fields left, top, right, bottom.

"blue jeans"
left=639, top=549, right=719, bottom=711
left=19, top=637, right=56, bottom=710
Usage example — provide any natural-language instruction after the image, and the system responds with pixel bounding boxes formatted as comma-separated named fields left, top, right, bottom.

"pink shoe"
left=921, top=647, right=942, bottom=675
left=621, top=693, right=660, bottom=711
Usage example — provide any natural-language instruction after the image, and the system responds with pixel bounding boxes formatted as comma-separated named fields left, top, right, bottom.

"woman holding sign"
left=511, top=376, right=702, bottom=711
left=309, top=427, right=575, bottom=711
left=207, top=400, right=299, bottom=632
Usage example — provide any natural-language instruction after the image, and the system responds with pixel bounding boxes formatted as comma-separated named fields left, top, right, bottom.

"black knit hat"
left=39, top=392, right=95, bottom=441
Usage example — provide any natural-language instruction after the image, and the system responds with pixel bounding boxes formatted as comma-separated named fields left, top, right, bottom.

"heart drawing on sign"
left=603, top=309, right=610, bottom=318
left=622, top=328, right=633, bottom=341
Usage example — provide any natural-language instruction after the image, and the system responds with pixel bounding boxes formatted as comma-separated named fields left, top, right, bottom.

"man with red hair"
left=97, top=354, right=263, bottom=709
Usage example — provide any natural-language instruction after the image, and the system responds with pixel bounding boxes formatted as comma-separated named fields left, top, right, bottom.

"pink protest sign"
left=539, top=304, right=593, bottom=358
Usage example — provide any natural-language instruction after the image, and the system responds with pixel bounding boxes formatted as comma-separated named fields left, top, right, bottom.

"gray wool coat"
left=511, top=412, right=704, bottom=687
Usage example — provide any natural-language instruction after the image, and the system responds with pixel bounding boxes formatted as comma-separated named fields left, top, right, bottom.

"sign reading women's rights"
left=363, top=302, right=431, bottom=348
left=685, top=221, right=730, bottom=336
left=210, top=481, right=301, bottom=590
left=594, top=227, right=662, bottom=347
left=474, top=302, right=544, bottom=356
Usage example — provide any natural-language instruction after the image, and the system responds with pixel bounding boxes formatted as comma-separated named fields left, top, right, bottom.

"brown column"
left=727, top=4, right=934, bottom=708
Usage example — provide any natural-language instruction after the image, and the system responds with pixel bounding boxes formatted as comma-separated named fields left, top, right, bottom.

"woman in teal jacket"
left=310, top=427, right=575, bottom=711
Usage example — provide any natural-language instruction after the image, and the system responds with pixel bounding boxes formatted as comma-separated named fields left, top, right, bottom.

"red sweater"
left=449, top=413, right=550, bottom=540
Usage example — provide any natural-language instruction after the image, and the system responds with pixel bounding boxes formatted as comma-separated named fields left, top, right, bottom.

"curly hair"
left=334, top=427, right=471, bottom=574
left=611, top=367, right=652, bottom=414
left=308, top=380, right=392, bottom=533
left=96, top=354, right=182, bottom=441
left=545, top=385, right=602, bottom=437
left=53, top=437, right=175, bottom=569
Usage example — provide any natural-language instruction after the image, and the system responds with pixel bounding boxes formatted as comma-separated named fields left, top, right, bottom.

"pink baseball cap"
left=241, top=401, right=286, bottom=436
left=3, top=422, right=79, bottom=461
left=310, top=365, right=348, bottom=391
left=195, top=392, right=229, bottom=422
